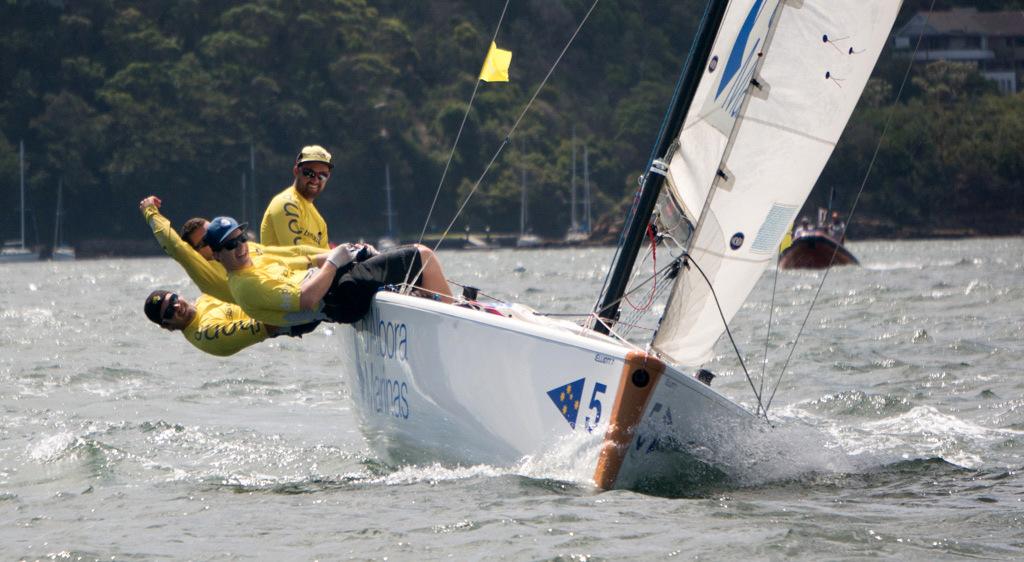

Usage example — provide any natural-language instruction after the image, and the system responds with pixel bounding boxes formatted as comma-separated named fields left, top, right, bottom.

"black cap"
left=144, top=290, right=174, bottom=325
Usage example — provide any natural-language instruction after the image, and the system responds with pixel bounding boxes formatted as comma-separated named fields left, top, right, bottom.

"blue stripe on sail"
left=723, top=38, right=761, bottom=117
left=716, top=0, right=766, bottom=99
left=750, top=203, right=798, bottom=254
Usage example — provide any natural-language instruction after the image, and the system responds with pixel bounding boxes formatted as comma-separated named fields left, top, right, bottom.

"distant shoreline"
left=10, top=230, right=1021, bottom=261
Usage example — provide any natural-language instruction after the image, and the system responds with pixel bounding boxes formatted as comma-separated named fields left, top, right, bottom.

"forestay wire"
left=405, top=0, right=603, bottom=292
left=762, top=0, right=936, bottom=414
left=414, top=0, right=511, bottom=249
left=591, top=0, right=718, bottom=324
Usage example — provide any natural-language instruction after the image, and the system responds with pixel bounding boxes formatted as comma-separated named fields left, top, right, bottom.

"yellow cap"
left=295, top=145, right=333, bottom=168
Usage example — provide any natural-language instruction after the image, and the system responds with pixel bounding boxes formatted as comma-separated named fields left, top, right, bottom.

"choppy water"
left=2, top=238, right=1023, bottom=560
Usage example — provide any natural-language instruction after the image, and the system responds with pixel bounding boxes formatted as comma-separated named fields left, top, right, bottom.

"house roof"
left=897, top=8, right=1024, bottom=37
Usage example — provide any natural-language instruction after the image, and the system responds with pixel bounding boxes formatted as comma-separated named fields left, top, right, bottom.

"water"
left=2, top=238, right=1023, bottom=560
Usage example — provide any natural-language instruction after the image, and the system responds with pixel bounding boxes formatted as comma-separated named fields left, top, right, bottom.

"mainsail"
left=648, top=0, right=902, bottom=365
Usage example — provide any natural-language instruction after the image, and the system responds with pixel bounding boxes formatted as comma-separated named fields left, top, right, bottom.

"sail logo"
left=711, top=0, right=771, bottom=119
left=547, top=378, right=585, bottom=429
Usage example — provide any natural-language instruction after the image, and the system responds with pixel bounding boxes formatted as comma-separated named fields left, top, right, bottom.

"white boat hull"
left=0, top=249, right=39, bottom=263
left=340, top=291, right=760, bottom=490
left=52, top=247, right=76, bottom=261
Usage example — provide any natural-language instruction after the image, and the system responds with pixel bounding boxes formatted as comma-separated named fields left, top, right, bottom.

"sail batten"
left=651, top=0, right=903, bottom=366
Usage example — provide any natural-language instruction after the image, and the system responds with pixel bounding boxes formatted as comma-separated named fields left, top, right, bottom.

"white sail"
left=653, top=0, right=902, bottom=365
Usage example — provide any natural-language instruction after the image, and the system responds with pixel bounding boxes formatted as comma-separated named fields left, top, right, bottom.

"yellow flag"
left=779, top=223, right=793, bottom=253
left=478, top=41, right=512, bottom=82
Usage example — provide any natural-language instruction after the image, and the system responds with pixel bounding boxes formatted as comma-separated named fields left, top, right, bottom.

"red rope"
left=623, top=225, right=658, bottom=311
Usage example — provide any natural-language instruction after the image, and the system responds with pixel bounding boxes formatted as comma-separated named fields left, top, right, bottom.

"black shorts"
left=321, top=246, right=423, bottom=323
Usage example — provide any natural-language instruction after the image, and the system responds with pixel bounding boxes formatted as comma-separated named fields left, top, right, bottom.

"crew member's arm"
left=298, top=264, right=337, bottom=310
left=261, top=243, right=325, bottom=258
left=297, top=244, right=358, bottom=310
left=139, top=196, right=234, bottom=303
left=261, top=243, right=330, bottom=270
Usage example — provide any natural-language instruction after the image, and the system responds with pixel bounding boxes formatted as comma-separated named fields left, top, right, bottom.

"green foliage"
left=0, top=0, right=1022, bottom=247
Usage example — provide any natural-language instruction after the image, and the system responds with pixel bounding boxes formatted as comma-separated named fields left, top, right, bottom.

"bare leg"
left=415, top=245, right=454, bottom=303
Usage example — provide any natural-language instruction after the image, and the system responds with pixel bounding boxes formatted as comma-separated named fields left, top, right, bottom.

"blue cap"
left=203, top=216, right=248, bottom=251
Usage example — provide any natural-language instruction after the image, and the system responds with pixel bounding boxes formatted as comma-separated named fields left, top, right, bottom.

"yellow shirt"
left=180, top=294, right=269, bottom=357
left=227, top=253, right=325, bottom=327
left=260, top=185, right=329, bottom=248
left=142, top=204, right=325, bottom=303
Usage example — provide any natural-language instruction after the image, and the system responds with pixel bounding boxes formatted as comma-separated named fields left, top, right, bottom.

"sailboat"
left=1, top=141, right=40, bottom=263
left=779, top=189, right=858, bottom=269
left=340, top=0, right=902, bottom=490
left=51, top=179, right=75, bottom=261
left=377, top=164, right=399, bottom=251
left=564, top=128, right=590, bottom=243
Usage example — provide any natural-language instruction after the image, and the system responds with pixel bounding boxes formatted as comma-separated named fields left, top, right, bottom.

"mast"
left=594, top=0, right=730, bottom=333
left=384, top=164, right=396, bottom=238
left=53, top=178, right=62, bottom=248
left=583, top=144, right=591, bottom=234
left=570, top=126, right=578, bottom=232
left=19, top=140, right=25, bottom=249
left=520, top=164, right=527, bottom=236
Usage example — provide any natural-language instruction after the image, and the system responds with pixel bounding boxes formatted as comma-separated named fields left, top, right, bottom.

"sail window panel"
left=750, top=203, right=799, bottom=255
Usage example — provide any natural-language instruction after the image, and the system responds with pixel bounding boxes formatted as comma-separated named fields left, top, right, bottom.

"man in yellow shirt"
left=140, top=195, right=325, bottom=303
left=260, top=145, right=332, bottom=248
left=142, top=290, right=314, bottom=356
left=206, top=216, right=453, bottom=326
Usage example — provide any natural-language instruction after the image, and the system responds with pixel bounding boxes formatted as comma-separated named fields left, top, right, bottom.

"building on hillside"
left=893, top=7, right=1024, bottom=94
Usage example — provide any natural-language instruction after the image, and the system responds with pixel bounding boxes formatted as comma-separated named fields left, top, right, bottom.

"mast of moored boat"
left=384, top=164, right=396, bottom=240
left=19, top=140, right=26, bottom=250
left=594, top=0, right=730, bottom=334
left=520, top=161, right=527, bottom=238
left=570, top=126, right=578, bottom=233
left=53, top=178, right=61, bottom=250
left=583, top=144, right=591, bottom=235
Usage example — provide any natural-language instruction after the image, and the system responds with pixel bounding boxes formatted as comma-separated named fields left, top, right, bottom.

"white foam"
left=28, top=432, right=78, bottom=462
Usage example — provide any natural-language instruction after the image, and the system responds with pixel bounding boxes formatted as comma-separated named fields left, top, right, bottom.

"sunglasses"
left=218, top=233, right=248, bottom=252
left=162, top=294, right=179, bottom=323
left=192, top=238, right=208, bottom=251
left=300, top=167, right=330, bottom=181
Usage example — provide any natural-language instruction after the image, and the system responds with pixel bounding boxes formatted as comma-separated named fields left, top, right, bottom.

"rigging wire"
left=683, top=254, right=767, bottom=418
left=423, top=0, right=602, bottom=256
left=414, top=0, right=511, bottom=248
left=764, top=0, right=937, bottom=414
left=758, top=252, right=782, bottom=408
left=622, top=226, right=659, bottom=312
left=618, top=265, right=675, bottom=340
left=591, top=0, right=718, bottom=324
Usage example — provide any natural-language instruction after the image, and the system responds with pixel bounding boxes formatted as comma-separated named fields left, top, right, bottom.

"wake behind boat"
left=341, top=0, right=903, bottom=491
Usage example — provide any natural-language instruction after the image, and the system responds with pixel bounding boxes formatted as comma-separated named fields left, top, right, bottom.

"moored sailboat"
left=51, top=179, right=75, bottom=261
left=1, top=141, right=40, bottom=263
left=516, top=154, right=541, bottom=247
left=341, top=0, right=902, bottom=491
